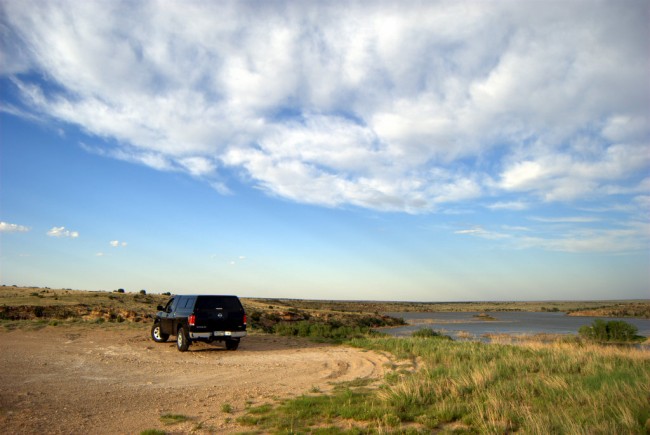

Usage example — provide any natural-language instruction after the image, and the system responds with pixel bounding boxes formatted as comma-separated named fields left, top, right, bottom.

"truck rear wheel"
left=177, top=327, right=190, bottom=352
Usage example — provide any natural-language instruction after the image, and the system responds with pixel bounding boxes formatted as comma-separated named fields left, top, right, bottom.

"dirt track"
left=0, top=326, right=392, bottom=434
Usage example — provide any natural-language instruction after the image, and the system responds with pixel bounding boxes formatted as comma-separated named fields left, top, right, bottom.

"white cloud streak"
left=456, top=219, right=649, bottom=253
left=0, top=0, right=648, bottom=216
left=0, top=221, right=30, bottom=233
left=47, top=226, right=79, bottom=238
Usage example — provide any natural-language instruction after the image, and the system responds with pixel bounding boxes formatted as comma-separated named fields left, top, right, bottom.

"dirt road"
left=0, top=326, right=392, bottom=434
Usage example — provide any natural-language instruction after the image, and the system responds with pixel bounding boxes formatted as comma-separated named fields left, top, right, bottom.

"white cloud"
left=110, top=240, right=127, bottom=247
left=1, top=0, right=648, bottom=214
left=487, top=201, right=529, bottom=211
left=529, top=216, right=600, bottom=224
left=456, top=220, right=649, bottom=253
left=454, top=226, right=509, bottom=240
left=0, top=221, right=30, bottom=233
left=47, top=226, right=79, bottom=238
left=178, top=156, right=216, bottom=177
left=518, top=223, right=650, bottom=253
left=498, top=143, right=650, bottom=202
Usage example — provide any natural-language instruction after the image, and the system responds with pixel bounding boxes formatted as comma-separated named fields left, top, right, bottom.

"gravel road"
left=0, top=326, right=391, bottom=434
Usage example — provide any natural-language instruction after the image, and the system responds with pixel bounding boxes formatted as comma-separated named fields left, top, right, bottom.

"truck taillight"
left=189, top=314, right=196, bottom=326
left=243, top=314, right=247, bottom=325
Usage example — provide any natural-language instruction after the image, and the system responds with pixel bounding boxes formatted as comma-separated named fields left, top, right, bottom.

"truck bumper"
left=189, top=331, right=247, bottom=339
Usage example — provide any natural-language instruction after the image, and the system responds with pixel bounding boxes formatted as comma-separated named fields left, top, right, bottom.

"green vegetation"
left=221, top=403, right=233, bottom=413
left=254, top=297, right=650, bottom=317
left=579, top=319, right=644, bottom=343
left=139, top=430, right=166, bottom=435
left=411, top=328, right=452, bottom=340
left=159, top=413, right=189, bottom=425
left=239, top=337, right=650, bottom=433
left=0, top=286, right=168, bottom=323
left=567, top=302, right=650, bottom=319
left=273, top=320, right=377, bottom=342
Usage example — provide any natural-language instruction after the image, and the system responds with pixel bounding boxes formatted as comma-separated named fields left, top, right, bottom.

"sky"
left=1, top=0, right=648, bottom=301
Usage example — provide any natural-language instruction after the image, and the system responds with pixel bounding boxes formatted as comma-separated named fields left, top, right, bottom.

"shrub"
left=249, top=310, right=262, bottom=322
left=579, top=319, right=641, bottom=342
left=34, top=306, right=45, bottom=318
left=273, top=320, right=369, bottom=342
left=160, top=414, right=189, bottom=425
left=412, top=328, right=452, bottom=340
left=140, top=289, right=147, bottom=295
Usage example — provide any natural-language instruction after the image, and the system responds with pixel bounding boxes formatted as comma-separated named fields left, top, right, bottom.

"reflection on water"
left=381, top=311, right=650, bottom=343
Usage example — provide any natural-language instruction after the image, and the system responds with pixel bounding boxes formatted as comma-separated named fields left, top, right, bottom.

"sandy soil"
left=0, top=326, right=392, bottom=434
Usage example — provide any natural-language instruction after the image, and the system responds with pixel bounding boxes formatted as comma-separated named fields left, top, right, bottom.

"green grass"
left=238, top=336, right=650, bottom=433
left=410, top=328, right=452, bottom=339
left=273, top=320, right=376, bottom=342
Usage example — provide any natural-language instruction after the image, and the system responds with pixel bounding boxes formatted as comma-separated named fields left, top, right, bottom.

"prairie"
left=238, top=335, right=650, bottom=433
left=2, top=285, right=648, bottom=433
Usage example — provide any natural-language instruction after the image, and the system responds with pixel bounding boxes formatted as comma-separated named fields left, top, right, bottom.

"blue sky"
left=1, top=0, right=648, bottom=301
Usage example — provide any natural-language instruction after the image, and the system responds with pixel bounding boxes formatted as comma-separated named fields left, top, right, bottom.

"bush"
left=139, top=289, right=146, bottom=295
left=34, top=306, right=45, bottom=318
left=273, top=320, right=369, bottom=342
left=160, top=413, right=189, bottom=425
left=579, top=319, right=641, bottom=342
left=412, top=328, right=452, bottom=340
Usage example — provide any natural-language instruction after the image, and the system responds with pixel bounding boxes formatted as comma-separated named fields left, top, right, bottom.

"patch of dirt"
left=0, top=326, right=392, bottom=434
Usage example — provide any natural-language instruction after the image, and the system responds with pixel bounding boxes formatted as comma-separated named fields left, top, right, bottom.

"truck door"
left=160, top=297, right=179, bottom=335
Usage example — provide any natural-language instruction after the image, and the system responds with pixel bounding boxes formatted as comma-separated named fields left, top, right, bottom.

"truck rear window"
left=194, top=296, right=243, bottom=312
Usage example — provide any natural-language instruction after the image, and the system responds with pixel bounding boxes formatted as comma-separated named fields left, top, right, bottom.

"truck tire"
left=151, top=323, right=169, bottom=343
left=177, top=326, right=190, bottom=352
left=225, top=338, right=239, bottom=350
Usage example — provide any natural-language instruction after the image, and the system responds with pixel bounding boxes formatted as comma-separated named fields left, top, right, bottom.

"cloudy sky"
left=1, top=0, right=648, bottom=301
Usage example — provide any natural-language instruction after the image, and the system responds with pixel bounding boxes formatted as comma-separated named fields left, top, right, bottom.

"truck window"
left=195, top=296, right=243, bottom=312
left=169, top=297, right=181, bottom=313
left=184, top=296, right=197, bottom=308
left=164, top=298, right=175, bottom=313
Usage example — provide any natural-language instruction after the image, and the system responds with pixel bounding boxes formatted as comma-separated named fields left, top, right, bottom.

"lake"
left=382, top=311, right=650, bottom=341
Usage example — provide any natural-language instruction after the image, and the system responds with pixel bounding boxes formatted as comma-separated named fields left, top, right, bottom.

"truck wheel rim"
left=153, top=327, right=162, bottom=340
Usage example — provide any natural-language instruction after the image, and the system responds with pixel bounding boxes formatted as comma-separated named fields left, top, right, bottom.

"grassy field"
left=237, top=335, right=650, bottom=433
left=3, top=285, right=649, bottom=433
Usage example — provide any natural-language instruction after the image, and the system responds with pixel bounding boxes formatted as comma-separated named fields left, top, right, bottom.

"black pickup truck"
left=150, top=294, right=247, bottom=351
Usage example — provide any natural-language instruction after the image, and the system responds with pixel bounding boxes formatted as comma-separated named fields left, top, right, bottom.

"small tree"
left=139, top=289, right=147, bottom=295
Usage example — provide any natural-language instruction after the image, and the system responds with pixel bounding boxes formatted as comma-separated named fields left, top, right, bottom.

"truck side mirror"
left=157, top=305, right=164, bottom=311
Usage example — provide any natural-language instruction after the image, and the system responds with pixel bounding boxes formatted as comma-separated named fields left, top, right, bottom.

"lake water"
left=382, top=311, right=650, bottom=342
